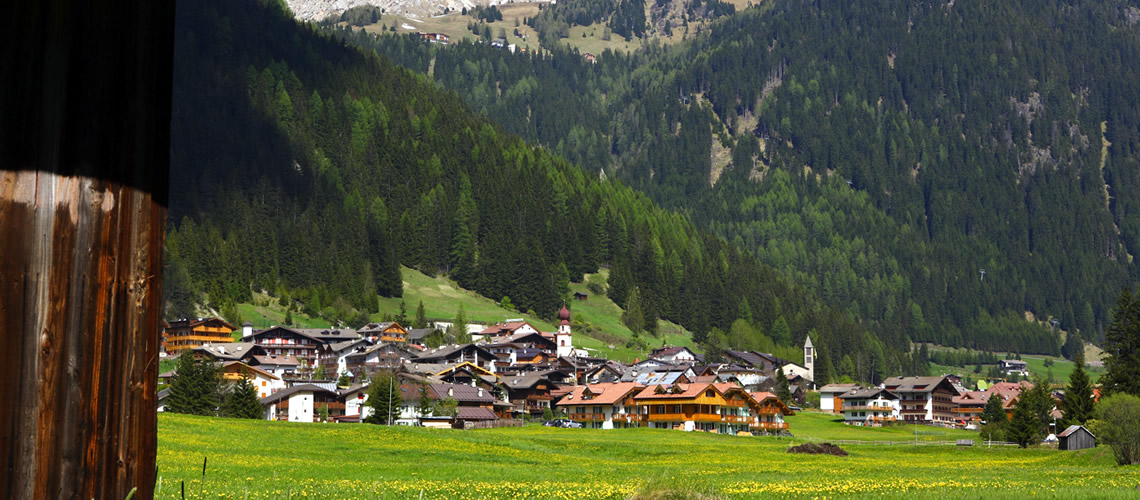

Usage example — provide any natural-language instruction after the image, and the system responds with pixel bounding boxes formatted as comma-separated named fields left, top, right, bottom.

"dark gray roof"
left=259, top=384, right=337, bottom=405
left=407, top=328, right=436, bottom=341
left=840, top=387, right=898, bottom=400
left=430, top=383, right=497, bottom=403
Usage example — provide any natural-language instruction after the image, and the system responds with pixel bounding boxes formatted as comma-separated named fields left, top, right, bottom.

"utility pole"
left=1, top=1, right=174, bottom=499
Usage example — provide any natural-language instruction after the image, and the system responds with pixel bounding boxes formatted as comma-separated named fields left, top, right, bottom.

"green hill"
left=166, top=0, right=866, bottom=377
left=344, top=0, right=1140, bottom=372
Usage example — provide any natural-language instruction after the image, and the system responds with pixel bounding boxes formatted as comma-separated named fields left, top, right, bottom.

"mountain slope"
left=344, top=0, right=1140, bottom=357
left=168, top=0, right=865, bottom=378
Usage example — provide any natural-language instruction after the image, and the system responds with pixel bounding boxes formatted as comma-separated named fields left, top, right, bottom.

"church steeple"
left=803, top=335, right=815, bottom=382
left=556, top=304, right=573, bottom=357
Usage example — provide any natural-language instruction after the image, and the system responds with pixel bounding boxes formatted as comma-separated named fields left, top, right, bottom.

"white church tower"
left=803, top=334, right=815, bottom=382
left=556, top=304, right=573, bottom=358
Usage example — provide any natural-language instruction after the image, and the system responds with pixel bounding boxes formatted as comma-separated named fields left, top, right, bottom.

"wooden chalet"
left=748, top=391, right=796, bottom=431
left=163, top=317, right=236, bottom=354
left=556, top=382, right=644, bottom=429
left=632, top=382, right=766, bottom=434
left=358, top=322, right=408, bottom=343
left=219, top=361, right=284, bottom=398
left=340, top=342, right=415, bottom=379
left=188, top=342, right=263, bottom=363
left=501, top=374, right=556, bottom=416
left=414, top=343, right=498, bottom=373
left=245, top=326, right=361, bottom=367
left=818, top=383, right=860, bottom=413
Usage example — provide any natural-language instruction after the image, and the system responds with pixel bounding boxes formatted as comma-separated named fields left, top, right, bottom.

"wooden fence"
left=797, top=438, right=1020, bottom=447
left=460, top=419, right=526, bottom=430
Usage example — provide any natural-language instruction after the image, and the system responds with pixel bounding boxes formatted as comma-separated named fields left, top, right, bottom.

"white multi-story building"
left=838, top=387, right=900, bottom=426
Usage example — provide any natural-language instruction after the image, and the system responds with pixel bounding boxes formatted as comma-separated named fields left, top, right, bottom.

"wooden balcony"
left=868, top=416, right=897, bottom=422
left=753, top=422, right=788, bottom=430
left=954, top=407, right=984, bottom=414
left=898, top=398, right=929, bottom=404
left=900, top=408, right=928, bottom=414
left=611, top=414, right=644, bottom=423
left=568, top=413, right=605, bottom=422
left=842, top=405, right=895, bottom=412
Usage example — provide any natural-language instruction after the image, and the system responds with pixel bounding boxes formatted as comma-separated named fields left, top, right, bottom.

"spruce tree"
left=622, top=287, right=644, bottom=334
left=774, top=366, right=793, bottom=404
left=981, top=392, right=1006, bottom=425
left=224, top=374, right=265, bottom=419
left=1007, top=397, right=1040, bottom=448
left=1102, top=288, right=1140, bottom=396
left=167, top=353, right=221, bottom=416
left=364, top=371, right=399, bottom=425
left=1062, top=351, right=1095, bottom=426
left=416, top=384, right=434, bottom=417
left=414, top=300, right=428, bottom=329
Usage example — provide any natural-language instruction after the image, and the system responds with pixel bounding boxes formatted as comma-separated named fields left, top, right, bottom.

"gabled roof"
left=221, top=361, right=280, bottom=380
left=167, top=317, right=237, bottom=331
left=649, top=346, right=704, bottom=362
left=839, top=387, right=899, bottom=400
left=749, top=391, right=796, bottom=415
left=259, top=384, right=337, bottom=405
left=501, top=374, right=552, bottom=390
left=193, top=342, right=262, bottom=361
left=556, top=382, right=643, bottom=406
left=248, top=326, right=360, bottom=344
left=1058, top=425, right=1094, bottom=438
left=635, top=382, right=719, bottom=401
left=414, top=343, right=496, bottom=363
left=456, top=407, right=498, bottom=420
left=324, top=338, right=372, bottom=353
left=818, top=383, right=860, bottom=394
left=882, top=376, right=961, bottom=395
left=358, top=322, right=405, bottom=334
left=429, top=383, right=497, bottom=403
left=478, top=321, right=538, bottom=336
left=724, top=350, right=790, bottom=369
left=406, top=328, right=437, bottom=341
left=250, top=354, right=300, bottom=367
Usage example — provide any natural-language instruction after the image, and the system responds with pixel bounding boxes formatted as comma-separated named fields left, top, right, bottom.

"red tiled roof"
left=556, top=382, right=643, bottom=406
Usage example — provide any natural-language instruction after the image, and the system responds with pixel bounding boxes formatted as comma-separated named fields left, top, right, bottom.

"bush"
left=1091, top=393, right=1140, bottom=465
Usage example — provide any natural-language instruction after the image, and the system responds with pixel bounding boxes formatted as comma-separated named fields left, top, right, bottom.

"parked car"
left=543, top=419, right=567, bottom=427
left=560, top=420, right=583, bottom=428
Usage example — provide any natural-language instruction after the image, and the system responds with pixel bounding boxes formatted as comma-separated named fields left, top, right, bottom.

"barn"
left=1058, top=425, right=1096, bottom=451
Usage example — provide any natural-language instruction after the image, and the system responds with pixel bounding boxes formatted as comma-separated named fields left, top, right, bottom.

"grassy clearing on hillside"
left=156, top=413, right=1139, bottom=499
left=234, top=267, right=688, bottom=361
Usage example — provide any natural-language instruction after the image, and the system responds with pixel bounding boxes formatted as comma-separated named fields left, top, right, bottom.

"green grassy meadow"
left=156, top=411, right=1140, bottom=499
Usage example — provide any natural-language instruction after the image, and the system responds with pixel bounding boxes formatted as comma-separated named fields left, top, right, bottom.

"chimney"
left=478, top=388, right=483, bottom=397
left=448, top=387, right=454, bottom=397
left=242, top=321, right=253, bottom=340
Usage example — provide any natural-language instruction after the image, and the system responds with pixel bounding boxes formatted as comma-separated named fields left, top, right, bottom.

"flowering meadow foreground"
left=157, top=412, right=1139, bottom=499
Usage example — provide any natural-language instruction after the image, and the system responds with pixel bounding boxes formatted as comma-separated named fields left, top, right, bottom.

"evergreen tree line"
left=167, top=0, right=867, bottom=358
left=165, top=354, right=264, bottom=419
left=331, top=0, right=1140, bottom=362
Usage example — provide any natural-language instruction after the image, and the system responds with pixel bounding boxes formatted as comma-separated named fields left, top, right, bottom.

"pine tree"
left=416, top=384, right=434, bottom=417
left=622, top=287, right=644, bottom=334
left=364, top=371, right=399, bottom=425
left=396, top=301, right=408, bottom=326
left=1103, top=288, right=1140, bottom=396
left=223, top=373, right=265, bottom=419
left=414, top=300, right=428, bottom=329
left=1062, top=351, right=1095, bottom=426
left=167, top=353, right=221, bottom=416
left=981, top=392, right=1006, bottom=425
left=313, top=363, right=326, bottom=380
left=1007, top=396, right=1040, bottom=447
left=774, top=366, right=793, bottom=404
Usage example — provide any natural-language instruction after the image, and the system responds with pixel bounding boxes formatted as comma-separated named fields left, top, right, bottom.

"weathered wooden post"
left=0, top=1, right=174, bottom=499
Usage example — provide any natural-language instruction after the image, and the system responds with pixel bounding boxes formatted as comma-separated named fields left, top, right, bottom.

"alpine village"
left=148, top=0, right=1140, bottom=497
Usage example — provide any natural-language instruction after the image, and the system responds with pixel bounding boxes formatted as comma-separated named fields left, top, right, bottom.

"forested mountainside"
left=168, top=0, right=888, bottom=381
left=335, top=0, right=1140, bottom=356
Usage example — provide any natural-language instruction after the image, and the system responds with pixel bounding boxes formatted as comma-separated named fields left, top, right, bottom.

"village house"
left=249, top=354, right=301, bottom=378
left=556, top=382, right=644, bottom=429
left=501, top=373, right=556, bottom=416
left=584, top=360, right=627, bottom=384
left=244, top=326, right=362, bottom=368
left=318, top=337, right=372, bottom=376
left=219, top=361, right=285, bottom=398
left=633, top=382, right=765, bottom=434
left=838, top=387, right=900, bottom=426
left=649, top=345, right=704, bottom=364
left=413, top=343, right=499, bottom=373
left=748, top=391, right=796, bottom=432
left=476, top=320, right=541, bottom=341
left=882, top=376, right=961, bottom=425
left=340, top=342, right=416, bottom=380
left=818, top=383, right=860, bottom=413
left=999, top=359, right=1030, bottom=377
left=358, top=322, right=409, bottom=343
left=260, top=384, right=343, bottom=422
left=163, top=317, right=236, bottom=354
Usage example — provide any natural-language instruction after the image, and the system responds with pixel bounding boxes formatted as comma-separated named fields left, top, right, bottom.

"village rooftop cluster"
left=158, top=305, right=1088, bottom=445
